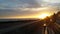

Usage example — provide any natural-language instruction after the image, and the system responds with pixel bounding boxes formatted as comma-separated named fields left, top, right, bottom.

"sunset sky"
left=0, top=0, right=60, bottom=19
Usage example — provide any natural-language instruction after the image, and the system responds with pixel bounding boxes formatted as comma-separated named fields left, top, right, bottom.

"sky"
left=0, top=0, right=60, bottom=19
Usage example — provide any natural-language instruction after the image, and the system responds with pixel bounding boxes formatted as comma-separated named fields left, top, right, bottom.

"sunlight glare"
left=38, top=13, right=51, bottom=19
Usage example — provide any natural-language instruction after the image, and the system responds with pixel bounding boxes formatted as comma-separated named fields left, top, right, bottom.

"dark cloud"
left=0, top=0, right=41, bottom=8
left=0, top=0, right=59, bottom=18
left=0, top=0, right=41, bottom=17
left=0, top=8, right=40, bottom=17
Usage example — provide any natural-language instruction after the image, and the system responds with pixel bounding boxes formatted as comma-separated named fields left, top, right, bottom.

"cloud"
left=0, top=8, right=41, bottom=17
left=0, top=0, right=60, bottom=9
left=0, top=0, right=41, bottom=18
left=42, top=0, right=60, bottom=3
left=0, top=7, right=57, bottom=17
left=0, top=0, right=40, bottom=9
left=0, top=0, right=59, bottom=18
left=35, top=0, right=60, bottom=7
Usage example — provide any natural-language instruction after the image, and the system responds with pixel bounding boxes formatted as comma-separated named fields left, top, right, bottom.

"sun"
left=38, top=13, right=51, bottom=19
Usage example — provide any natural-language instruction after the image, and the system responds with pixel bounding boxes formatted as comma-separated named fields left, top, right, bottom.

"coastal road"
left=0, top=20, right=60, bottom=34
